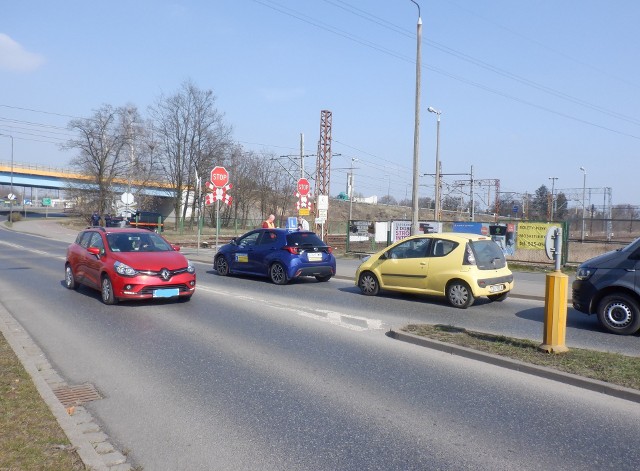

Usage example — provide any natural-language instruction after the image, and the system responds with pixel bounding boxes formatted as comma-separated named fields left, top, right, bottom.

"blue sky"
left=1, top=0, right=638, bottom=210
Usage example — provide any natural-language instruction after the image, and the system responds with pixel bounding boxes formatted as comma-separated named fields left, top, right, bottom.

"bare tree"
left=62, top=104, right=129, bottom=218
left=149, top=80, right=232, bottom=229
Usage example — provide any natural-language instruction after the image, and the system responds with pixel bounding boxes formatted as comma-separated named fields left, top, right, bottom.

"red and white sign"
left=297, top=178, right=310, bottom=196
left=205, top=181, right=233, bottom=206
left=210, top=166, right=229, bottom=188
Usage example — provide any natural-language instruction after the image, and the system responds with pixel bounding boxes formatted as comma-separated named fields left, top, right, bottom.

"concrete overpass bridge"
left=0, top=160, right=175, bottom=205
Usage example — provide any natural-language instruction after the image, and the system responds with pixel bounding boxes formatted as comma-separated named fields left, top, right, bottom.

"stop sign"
left=297, top=178, right=310, bottom=196
left=210, top=166, right=229, bottom=188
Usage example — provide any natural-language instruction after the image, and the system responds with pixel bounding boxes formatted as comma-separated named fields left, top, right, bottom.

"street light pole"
left=410, top=0, right=422, bottom=235
left=548, top=176, right=558, bottom=221
left=580, top=166, right=587, bottom=242
left=0, top=133, right=14, bottom=225
left=428, top=106, right=441, bottom=221
left=348, top=158, right=358, bottom=224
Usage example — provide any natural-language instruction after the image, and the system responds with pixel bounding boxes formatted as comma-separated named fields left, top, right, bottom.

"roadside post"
left=539, top=226, right=569, bottom=353
left=208, top=166, right=231, bottom=252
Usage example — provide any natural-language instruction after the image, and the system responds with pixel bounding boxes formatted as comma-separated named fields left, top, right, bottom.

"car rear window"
left=286, top=232, right=325, bottom=247
left=470, top=240, right=506, bottom=269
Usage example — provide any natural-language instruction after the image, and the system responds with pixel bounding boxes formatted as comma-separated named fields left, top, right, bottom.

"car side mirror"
left=171, top=245, right=181, bottom=252
left=380, top=251, right=389, bottom=260
left=87, top=247, right=102, bottom=257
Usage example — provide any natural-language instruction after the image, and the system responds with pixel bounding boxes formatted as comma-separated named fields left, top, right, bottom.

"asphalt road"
left=1, top=228, right=639, bottom=470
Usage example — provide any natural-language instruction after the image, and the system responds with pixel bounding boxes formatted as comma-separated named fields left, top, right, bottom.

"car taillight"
left=326, top=246, right=333, bottom=254
left=283, top=246, right=300, bottom=254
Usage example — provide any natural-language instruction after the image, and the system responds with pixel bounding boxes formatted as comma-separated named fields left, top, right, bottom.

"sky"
left=1, top=0, right=639, bottom=212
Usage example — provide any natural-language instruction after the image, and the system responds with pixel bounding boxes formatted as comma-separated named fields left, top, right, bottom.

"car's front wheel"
left=64, top=264, right=78, bottom=290
left=446, top=281, right=474, bottom=309
left=597, top=293, right=640, bottom=335
left=269, top=262, right=287, bottom=285
left=215, top=256, right=229, bottom=276
left=358, top=272, right=380, bottom=296
left=101, top=275, right=117, bottom=305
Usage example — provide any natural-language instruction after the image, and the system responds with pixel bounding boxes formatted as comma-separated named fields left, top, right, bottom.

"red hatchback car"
left=64, top=227, right=196, bottom=304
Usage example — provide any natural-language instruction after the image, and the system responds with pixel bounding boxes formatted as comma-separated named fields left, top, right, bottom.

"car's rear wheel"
left=101, top=275, right=117, bottom=305
left=315, top=274, right=332, bottom=282
left=269, top=262, right=287, bottom=285
left=597, top=294, right=640, bottom=335
left=64, top=264, right=78, bottom=290
left=488, top=291, right=509, bottom=302
left=446, top=281, right=474, bottom=309
left=215, top=256, right=229, bottom=276
left=358, top=272, right=380, bottom=296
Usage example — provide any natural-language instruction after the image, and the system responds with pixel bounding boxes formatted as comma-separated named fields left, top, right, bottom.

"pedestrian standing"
left=90, top=211, right=101, bottom=226
left=298, top=217, right=309, bottom=231
left=262, top=214, right=276, bottom=228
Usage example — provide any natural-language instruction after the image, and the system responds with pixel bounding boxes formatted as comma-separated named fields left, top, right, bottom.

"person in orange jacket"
left=262, top=214, right=275, bottom=228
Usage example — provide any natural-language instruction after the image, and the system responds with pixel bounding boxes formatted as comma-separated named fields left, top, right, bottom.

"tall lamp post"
left=548, top=176, right=558, bottom=221
left=348, top=157, right=358, bottom=224
left=0, top=133, right=14, bottom=225
left=427, top=107, right=441, bottom=221
left=410, top=0, right=422, bottom=235
left=580, top=166, right=587, bottom=242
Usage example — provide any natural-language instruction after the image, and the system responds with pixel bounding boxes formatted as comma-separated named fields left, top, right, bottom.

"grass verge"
left=0, top=333, right=85, bottom=470
left=403, top=324, right=640, bottom=391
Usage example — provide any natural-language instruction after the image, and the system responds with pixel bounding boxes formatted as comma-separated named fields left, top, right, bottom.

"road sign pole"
left=215, top=198, right=220, bottom=251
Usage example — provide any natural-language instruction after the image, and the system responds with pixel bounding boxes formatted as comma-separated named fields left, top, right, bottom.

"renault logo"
left=160, top=268, right=171, bottom=281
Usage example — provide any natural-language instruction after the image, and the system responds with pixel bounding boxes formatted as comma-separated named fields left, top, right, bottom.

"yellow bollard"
left=539, top=271, right=569, bottom=353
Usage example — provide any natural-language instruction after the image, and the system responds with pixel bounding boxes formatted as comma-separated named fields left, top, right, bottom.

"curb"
left=387, top=328, right=640, bottom=404
left=0, top=303, right=131, bottom=470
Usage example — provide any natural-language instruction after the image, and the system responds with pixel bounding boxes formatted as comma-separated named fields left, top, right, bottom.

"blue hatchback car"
left=214, top=229, right=336, bottom=284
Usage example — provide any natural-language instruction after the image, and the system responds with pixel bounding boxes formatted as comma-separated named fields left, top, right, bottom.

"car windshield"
left=470, top=240, right=506, bottom=269
left=107, top=232, right=173, bottom=253
left=286, top=232, right=325, bottom=247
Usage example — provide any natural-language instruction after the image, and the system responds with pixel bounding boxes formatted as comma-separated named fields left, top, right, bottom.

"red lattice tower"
left=314, top=110, right=332, bottom=237
left=315, top=110, right=332, bottom=200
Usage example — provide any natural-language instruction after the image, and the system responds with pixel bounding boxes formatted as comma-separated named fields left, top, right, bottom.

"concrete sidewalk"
left=6, top=218, right=553, bottom=301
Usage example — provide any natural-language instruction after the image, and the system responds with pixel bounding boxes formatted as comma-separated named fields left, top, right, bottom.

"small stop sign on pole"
left=297, top=178, right=310, bottom=196
left=211, top=166, right=229, bottom=188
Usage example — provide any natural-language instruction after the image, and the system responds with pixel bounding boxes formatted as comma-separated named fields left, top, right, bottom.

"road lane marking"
left=197, top=285, right=387, bottom=331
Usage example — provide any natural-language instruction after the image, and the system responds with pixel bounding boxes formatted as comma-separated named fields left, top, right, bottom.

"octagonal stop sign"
left=210, top=166, right=229, bottom=188
left=297, top=178, right=310, bottom=196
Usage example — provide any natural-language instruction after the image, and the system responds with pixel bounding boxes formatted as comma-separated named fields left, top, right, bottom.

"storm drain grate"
left=53, top=383, right=102, bottom=407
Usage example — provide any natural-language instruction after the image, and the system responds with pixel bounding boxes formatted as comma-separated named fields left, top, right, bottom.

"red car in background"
left=64, top=227, right=196, bottom=304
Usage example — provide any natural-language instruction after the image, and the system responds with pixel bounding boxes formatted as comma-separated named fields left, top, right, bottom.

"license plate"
left=153, top=288, right=180, bottom=298
left=307, top=252, right=323, bottom=262
left=489, top=284, right=505, bottom=293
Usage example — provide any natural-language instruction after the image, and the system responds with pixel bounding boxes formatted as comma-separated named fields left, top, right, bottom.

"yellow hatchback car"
left=355, top=233, right=513, bottom=308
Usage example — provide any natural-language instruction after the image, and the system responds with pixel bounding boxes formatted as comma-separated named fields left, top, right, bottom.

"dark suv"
left=572, top=237, right=640, bottom=335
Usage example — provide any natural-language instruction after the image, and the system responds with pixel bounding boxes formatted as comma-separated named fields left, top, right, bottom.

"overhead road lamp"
left=0, top=133, right=14, bottom=225
left=427, top=107, right=441, bottom=221
left=580, top=166, right=587, bottom=242
left=409, top=0, right=422, bottom=236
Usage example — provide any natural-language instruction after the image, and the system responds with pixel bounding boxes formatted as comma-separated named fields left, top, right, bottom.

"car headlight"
left=576, top=266, right=595, bottom=280
left=114, top=261, right=138, bottom=276
left=187, top=260, right=196, bottom=274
